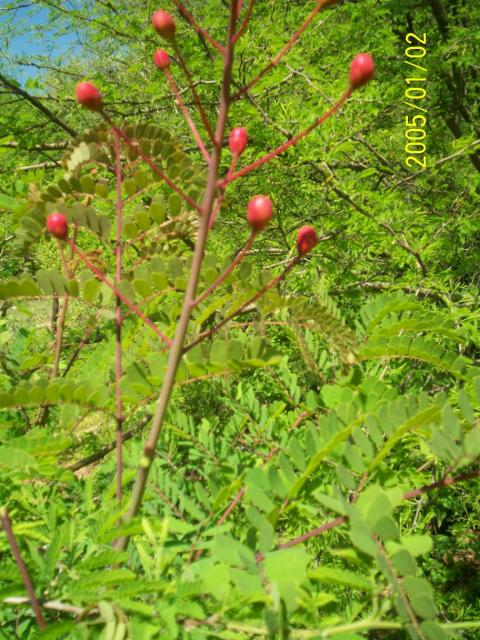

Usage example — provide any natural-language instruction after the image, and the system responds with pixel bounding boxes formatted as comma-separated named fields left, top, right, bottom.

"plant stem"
left=35, top=241, right=71, bottom=425
left=208, top=152, right=238, bottom=229
left=374, top=535, right=426, bottom=640
left=172, top=0, right=225, bottom=54
left=233, top=0, right=333, bottom=99
left=102, top=113, right=202, bottom=214
left=50, top=242, right=71, bottom=380
left=185, top=256, right=300, bottom=352
left=191, top=410, right=310, bottom=561
left=113, top=1, right=240, bottom=552
left=0, top=508, right=46, bottom=630
left=222, top=89, right=351, bottom=185
left=113, top=131, right=124, bottom=505
left=164, top=67, right=210, bottom=163
left=173, top=43, right=216, bottom=143
left=69, top=241, right=171, bottom=347
left=278, top=468, right=480, bottom=550
left=193, top=232, right=255, bottom=306
left=233, top=0, right=255, bottom=42
left=67, top=415, right=151, bottom=472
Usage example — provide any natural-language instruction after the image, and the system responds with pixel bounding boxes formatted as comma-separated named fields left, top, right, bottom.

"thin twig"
left=278, top=468, right=480, bottom=550
left=173, top=43, right=216, bottom=142
left=113, top=131, right=124, bottom=504
left=69, top=241, right=172, bottom=347
left=232, top=0, right=333, bottom=99
left=0, top=71, right=77, bottom=137
left=222, top=89, right=352, bottom=185
left=67, top=415, right=151, bottom=472
left=233, top=0, right=255, bottom=42
left=102, top=113, right=202, bottom=213
left=193, top=232, right=255, bottom=306
left=185, top=256, right=300, bottom=352
left=208, top=151, right=239, bottom=228
left=164, top=67, right=210, bottom=163
left=172, top=0, right=225, bottom=53
left=0, top=508, right=46, bottom=630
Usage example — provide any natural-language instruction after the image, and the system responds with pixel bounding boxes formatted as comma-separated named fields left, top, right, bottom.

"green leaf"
left=349, top=519, right=376, bottom=557
left=168, top=193, right=181, bottom=216
left=0, top=193, right=17, bottom=211
left=404, top=576, right=437, bottom=620
left=391, top=549, right=417, bottom=575
left=0, top=446, right=37, bottom=468
left=401, top=535, right=433, bottom=557
left=309, top=566, right=373, bottom=591
left=420, top=621, right=450, bottom=640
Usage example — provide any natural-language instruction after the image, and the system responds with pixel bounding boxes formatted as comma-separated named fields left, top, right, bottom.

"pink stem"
left=185, top=256, right=300, bottom=352
left=221, top=88, right=352, bottom=186
left=50, top=241, right=72, bottom=380
left=226, top=152, right=239, bottom=181
left=173, top=43, right=216, bottom=143
left=0, top=508, right=46, bottom=630
left=164, top=68, right=210, bottom=163
left=70, top=222, right=78, bottom=259
left=172, top=0, right=225, bottom=54
left=193, top=232, right=255, bottom=306
left=69, top=240, right=172, bottom=347
left=278, top=516, right=347, bottom=550
left=208, top=153, right=238, bottom=229
left=233, top=0, right=254, bottom=42
left=233, top=0, right=332, bottom=99
left=278, top=468, right=480, bottom=550
left=113, top=131, right=124, bottom=505
left=112, top=0, right=241, bottom=554
left=102, top=113, right=202, bottom=214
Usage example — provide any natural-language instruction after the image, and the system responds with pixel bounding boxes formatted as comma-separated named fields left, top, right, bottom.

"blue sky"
left=1, top=3, right=79, bottom=84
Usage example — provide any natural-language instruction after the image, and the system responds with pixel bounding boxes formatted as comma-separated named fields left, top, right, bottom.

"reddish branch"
left=51, top=242, right=72, bottom=380
left=34, top=242, right=72, bottom=425
left=221, top=88, right=352, bottom=185
left=278, top=468, right=480, bottom=550
left=185, top=256, right=300, bottom=352
left=102, top=113, right=202, bottom=213
left=233, top=0, right=334, bottom=99
left=113, top=1, right=241, bottom=553
left=173, top=43, right=216, bottom=142
left=172, top=0, right=225, bottom=54
left=0, top=508, right=46, bottom=630
left=233, top=0, right=255, bottom=43
left=208, top=152, right=240, bottom=229
left=113, top=131, right=124, bottom=504
left=69, top=241, right=172, bottom=347
left=193, top=232, right=255, bottom=306
left=164, top=67, right=210, bottom=163
left=191, top=410, right=311, bottom=561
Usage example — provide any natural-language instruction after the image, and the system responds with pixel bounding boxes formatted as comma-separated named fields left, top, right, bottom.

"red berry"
left=152, top=10, right=176, bottom=40
left=247, top=195, right=273, bottom=232
left=296, top=225, right=317, bottom=255
left=75, top=82, right=102, bottom=111
left=349, top=53, right=375, bottom=90
left=46, top=212, right=68, bottom=240
left=229, top=127, right=248, bottom=155
left=154, top=48, right=170, bottom=69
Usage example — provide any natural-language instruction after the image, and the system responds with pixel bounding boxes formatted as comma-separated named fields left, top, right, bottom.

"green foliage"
left=0, top=0, right=479, bottom=639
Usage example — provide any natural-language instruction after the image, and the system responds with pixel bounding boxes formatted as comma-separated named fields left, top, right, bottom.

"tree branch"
left=0, top=72, right=77, bottom=137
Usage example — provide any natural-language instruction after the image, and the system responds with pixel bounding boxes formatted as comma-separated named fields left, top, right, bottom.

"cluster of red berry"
left=48, top=10, right=375, bottom=261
